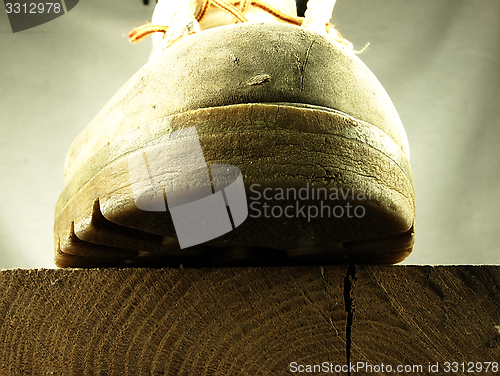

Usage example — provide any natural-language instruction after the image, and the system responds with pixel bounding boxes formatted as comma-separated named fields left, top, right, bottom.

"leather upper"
left=65, top=23, right=409, bottom=181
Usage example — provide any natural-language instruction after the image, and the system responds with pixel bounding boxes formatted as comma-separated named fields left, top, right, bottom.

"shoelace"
left=128, top=0, right=353, bottom=50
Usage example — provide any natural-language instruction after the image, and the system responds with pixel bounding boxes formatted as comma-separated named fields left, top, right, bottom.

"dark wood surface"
left=0, top=266, right=498, bottom=375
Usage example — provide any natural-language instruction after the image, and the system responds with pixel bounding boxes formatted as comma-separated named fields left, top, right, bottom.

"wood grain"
left=351, top=265, right=500, bottom=374
left=0, top=266, right=498, bottom=375
left=0, top=267, right=347, bottom=375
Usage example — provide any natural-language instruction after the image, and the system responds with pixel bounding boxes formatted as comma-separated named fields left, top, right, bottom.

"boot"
left=54, top=0, right=415, bottom=267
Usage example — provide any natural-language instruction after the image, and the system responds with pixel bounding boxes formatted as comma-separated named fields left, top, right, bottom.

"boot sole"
left=54, top=103, right=415, bottom=267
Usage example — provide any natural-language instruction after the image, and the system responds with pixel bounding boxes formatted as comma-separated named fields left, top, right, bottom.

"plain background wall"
left=0, top=0, right=499, bottom=268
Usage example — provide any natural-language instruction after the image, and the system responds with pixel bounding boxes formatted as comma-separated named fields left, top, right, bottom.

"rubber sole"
left=54, top=103, right=415, bottom=267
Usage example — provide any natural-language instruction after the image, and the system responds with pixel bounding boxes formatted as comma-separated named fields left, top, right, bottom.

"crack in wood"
left=344, top=265, right=356, bottom=375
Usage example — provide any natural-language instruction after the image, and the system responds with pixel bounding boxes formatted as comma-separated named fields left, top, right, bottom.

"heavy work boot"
left=54, top=0, right=415, bottom=267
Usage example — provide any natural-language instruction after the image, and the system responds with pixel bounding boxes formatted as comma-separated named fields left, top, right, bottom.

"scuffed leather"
left=65, top=22, right=409, bottom=182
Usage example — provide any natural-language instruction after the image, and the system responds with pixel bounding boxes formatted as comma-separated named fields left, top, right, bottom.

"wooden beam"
left=0, top=266, right=498, bottom=375
left=351, top=266, right=500, bottom=373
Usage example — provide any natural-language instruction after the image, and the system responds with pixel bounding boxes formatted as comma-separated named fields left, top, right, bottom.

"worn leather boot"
left=54, top=0, right=415, bottom=267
